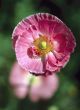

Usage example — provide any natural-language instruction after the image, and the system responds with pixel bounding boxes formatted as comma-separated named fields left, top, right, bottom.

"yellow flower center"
left=39, top=41, right=47, bottom=50
left=33, top=35, right=53, bottom=56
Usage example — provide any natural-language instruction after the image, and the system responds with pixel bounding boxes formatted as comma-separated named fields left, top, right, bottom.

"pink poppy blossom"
left=9, top=62, right=59, bottom=101
left=12, top=13, right=76, bottom=75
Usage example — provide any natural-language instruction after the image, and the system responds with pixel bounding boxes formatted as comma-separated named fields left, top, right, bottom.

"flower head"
left=9, top=62, right=59, bottom=101
left=12, top=13, right=76, bottom=75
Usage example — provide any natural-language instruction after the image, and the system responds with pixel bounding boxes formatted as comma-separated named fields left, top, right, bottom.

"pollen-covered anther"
left=39, top=41, right=47, bottom=50
left=33, top=35, right=53, bottom=56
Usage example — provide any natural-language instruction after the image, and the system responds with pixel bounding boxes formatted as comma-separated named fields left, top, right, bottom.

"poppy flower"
left=9, top=62, right=59, bottom=101
left=12, top=13, right=76, bottom=75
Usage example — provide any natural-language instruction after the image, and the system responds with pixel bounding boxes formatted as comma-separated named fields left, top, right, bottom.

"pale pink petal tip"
left=12, top=13, right=76, bottom=75
left=9, top=62, right=29, bottom=99
left=13, top=86, right=28, bottom=99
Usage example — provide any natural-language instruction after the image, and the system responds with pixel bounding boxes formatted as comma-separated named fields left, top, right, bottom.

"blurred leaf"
left=14, top=0, right=36, bottom=25
left=48, top=106, right=59, bottom=110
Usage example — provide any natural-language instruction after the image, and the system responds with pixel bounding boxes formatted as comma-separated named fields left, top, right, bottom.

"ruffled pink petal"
left=53, top=21, right=66, bottom=33
left=53, top=33, right=67, bottom=53
left=53, top=51, right=70, bottom=67
left=12, top=15, right=42, bottom=48
left=60, top=54, right=70, bottom=67
left=51, top=18, right=76, bottom=53
left=38, top=19, right=55, bottom=36
left=35, top=13, right=58, bottom=37
left=12, top=23, right=27, bottom=48
left=45, top=52, right=60, bottom=72
left=65, top=30, right=76, bottom=53
left=15, top=36, right=44, bottom=74
left=46, top=62, right=60, bottom=72
left=53, top=32, right=76, bottom=54
left=46, top=52, right=70, bottom=71
left=12, top=29, right=34, bottom=48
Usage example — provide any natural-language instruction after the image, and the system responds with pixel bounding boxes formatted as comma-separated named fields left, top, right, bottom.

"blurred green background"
left=0, top=0, right=80, bottom=110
